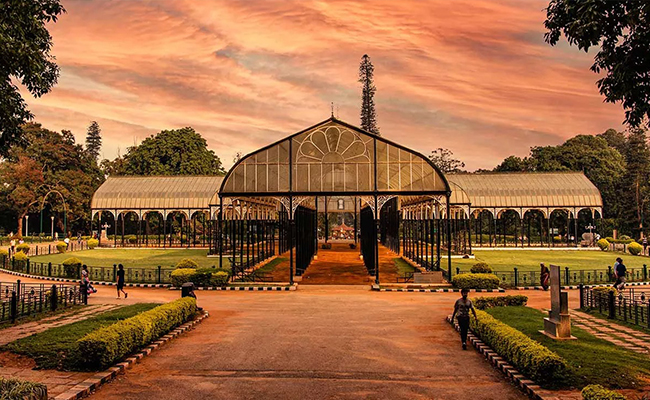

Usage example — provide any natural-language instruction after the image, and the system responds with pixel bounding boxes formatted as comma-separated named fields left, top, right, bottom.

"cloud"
left=21, top=0, right=624, bottom=171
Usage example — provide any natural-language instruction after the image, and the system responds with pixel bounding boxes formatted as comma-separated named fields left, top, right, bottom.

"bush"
left=127, top=235, right=137, bottom=244
left=553, top=235, right=562, bottom=243
left=451, top=273, right=500, bottom=289
left=56, top=241, right=67, bottom=253
left=470, top=309, right=568, bottom=386
left=581, top=384, right=626, bottom=400
left=15, top=243, right=30, bottom=253
left=0, top=248, right=8, bottom=257
left=470, top=262, right=492, bottom=273
left=77, top=298, right=197, bottom=370
left=473, top=295, right=528, bottom=310
left=13, top=251, right=27, bottom=261
left=627, top=241, right=643, bottom=255
left=62, top=257, right=82, bottom=279
left=0, top=377, right=48, bottom=400
left=597, top=238, right=609, bottom=251
left=87, top=238, right=99, bottom=249
left=592, top=287, right=618, bottom=298
left=212, top=271, right=229, bottom=287
left=191, top=268, right=215, bottom=286
left=171, top=268, right=195, bottom=287
left=175, top=258, right=199, bottom=269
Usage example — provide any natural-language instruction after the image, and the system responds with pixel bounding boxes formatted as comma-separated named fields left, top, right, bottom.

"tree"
left=494, top=156, right=530, bottom=172
left=429, top=148, right=465, bottom=173
left=61, top=129, right=75, bottom=145
left=617, top=128, right=650, bottom=235
left=545, top=0, right=650, bottom=128
left=0, top=0, right=65, bottom=155
left=116, top=127, right=225, bottom=176
left=85, top=121, right=102, bottom=161
left=358, top=54, right=380, bottom=135
left=0, top=156, right=45, bottom=237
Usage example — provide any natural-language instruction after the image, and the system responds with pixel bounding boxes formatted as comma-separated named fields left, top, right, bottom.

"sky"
left=21, top=0, right=625, bottom=171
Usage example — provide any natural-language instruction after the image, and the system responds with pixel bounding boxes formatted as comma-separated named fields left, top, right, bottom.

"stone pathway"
left=571, top=310, right=650, bottom=355
left=0, top=304, right=121, bottom=345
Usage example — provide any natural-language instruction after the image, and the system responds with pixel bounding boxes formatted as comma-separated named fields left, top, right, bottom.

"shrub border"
left=446, top=315, right=557, bottom=400
left=516, top=281, right=650, bottom=290
left=372, top=285, right=505, bottom=293
left=52, top=310, right=209, bottom=400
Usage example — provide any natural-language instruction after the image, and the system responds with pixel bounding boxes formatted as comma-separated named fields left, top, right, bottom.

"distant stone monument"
left=540, top=264, right=576, bottom=340
left=100, top=223, right=110, bottom=242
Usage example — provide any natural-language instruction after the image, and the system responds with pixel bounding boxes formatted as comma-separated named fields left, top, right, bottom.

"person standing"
left=451, top=288, right=477, bottom=350
left=540, top=263, right=550, bottom=291
left=9, top=237, right=15, bottom=255
left=643, top=237, right=648, bottom=256
left=614, top=257, right=627, bottom=291
left=116, top=264, right=128, bottom=299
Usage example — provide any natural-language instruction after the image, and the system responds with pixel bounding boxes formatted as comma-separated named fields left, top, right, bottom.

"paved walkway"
left=571, top=310, right=650, bottom=355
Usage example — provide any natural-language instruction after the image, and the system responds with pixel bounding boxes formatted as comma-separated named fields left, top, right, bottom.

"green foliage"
left=13, top=252, right=27, bottom=261
left=473, top=295, right=527, bottom=310
left=470, top=262, right=492, bottom=273
left=553, top=235, right=562, bottom=243
left=0, top=0, right=65, bottom=155
left=581, top=384, right=626, bottom=400
left=0, top=249, right=8, bottom=256
left=77, top=298, right=196, bottom=370
left=171, top=268, right=195, bottom=287
left=470, top=309, right=568, bottom=387
left=15, top=243, right=30, bottom=253
left=0, top=377, right=48, bottom=400
left=87, top=238, right=98, bottom=249
left=359, top=54, right=379, bottom=136
left=175, top=258, right=199, bottom=269
left=5, top=303, right=158, bottom=370
left=85, top=121, right=102, bottom=161
left=592, top=287, right=617, bottom=298
left=429, top=148, right=465, bottom=173
left=56, top=241, right=67, bottom=253
left=545, top=1, right=650, bottom=129
left=62, top=257, right=82, bottom=278
left=211, top=271, right=229, bottom=287
left=627, top=241, right=643, bottom=255
left=191, top=267, right=215, bottom=286
left=109, top=127, right=225, bottom=176
left=451, top=273, right=499, bottom=289
left=597, top=238, right=609, bottom=251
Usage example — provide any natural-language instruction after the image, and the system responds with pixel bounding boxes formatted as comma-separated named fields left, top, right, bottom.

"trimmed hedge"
left=212, top=271, right=229, bottom=287
left=15, top=243, right=30, bottom=253
left=87, top=238, right=99, bottom=249
left=63, top=257, right=82, bottom=279
left=171, top=268, right=195, bottom=287
left=470, top=262, right=492, bottom=273
left=175, top=258, right=199, bottom=269
left=77, top=297, right=197, bottom=370
left=627, top=241, right=643, bottom=256
left=581, top=384, right=626, bottom=400
left=597, top=238, right=609, bottom=251
left=592, top=286, right=617, bottom=298
left=451, top=273, right=500, bottom=289
left=0, top=377, right=48, bottom=400
left=473, top=295, right=528, bottom=310
left=0, top=248, right=8, bottom=257
left=56, top=241, right=67, bottom=253
left=171, top=267, right=231, bottom=287
left=470, top=310, right=568, bottom=387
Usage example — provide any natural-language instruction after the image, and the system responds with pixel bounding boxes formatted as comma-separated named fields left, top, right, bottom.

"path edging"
left=517, top=281, right=650, bottom=290
left=446, top=315, right=557, bottom=400
left=52, top=310, right=210, bottom=400
left=168, top=283, right=298, bottom=291
left=373, top=285, right=505, bottom=293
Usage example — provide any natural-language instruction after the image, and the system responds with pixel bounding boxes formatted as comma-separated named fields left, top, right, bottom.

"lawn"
left=255, top=257, right=288, bottom=274
left=486, top=306, right=650, bottom=390
left=29, top=248, right=229, bottom=270
left=453, top=250, right=646, bottom=272
left=394, top=258, right=417, bottom=275
left=3, top=303, right=159, bottom=370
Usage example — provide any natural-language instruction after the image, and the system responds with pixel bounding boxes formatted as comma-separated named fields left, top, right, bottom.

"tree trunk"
left=17, top=210, right=27, bottom=238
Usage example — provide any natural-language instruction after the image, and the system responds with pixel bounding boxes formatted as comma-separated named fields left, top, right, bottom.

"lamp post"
left=25, top=215, right=29, bottom=237
left=51, top=216, right=54, bottom=239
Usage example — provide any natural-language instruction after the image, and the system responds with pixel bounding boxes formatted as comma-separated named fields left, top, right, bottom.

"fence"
left=456, top=265, right=649, bottom=287
left=580, top=284, right=650, bottom=330
left=0, top=280, right=83, bottom=323
left=5, top=241, right=89, bottom=258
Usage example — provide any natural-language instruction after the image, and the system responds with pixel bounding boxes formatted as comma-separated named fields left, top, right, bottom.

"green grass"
left=486, top=306, right=650, bottom=389
left=3, top=303, right=159, bottom=370
left=255, top=257, right=287, bottom=274
left=29, top=248, right=229, bottom=270
left=0, top=305, right=85, bottom=330
left=394, top=258, right=416, bottom=275
left=453, top=250, right=645, bottom=272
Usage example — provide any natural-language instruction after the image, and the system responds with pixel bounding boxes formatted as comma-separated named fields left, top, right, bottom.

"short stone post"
left=50, top=284, right=58, bottom=311
left=608, top=291, right=615, bottom=319
left=514, top=267, right=518, bottom=287
left=113, top=264, right=117, bottom=282
left=540, top=264, right=576, bottom=340
left=644, top=264, right=648, bottom=281
left=10, top=291, right=17, bottom=323
left=579, top=284, right=584, bottom=309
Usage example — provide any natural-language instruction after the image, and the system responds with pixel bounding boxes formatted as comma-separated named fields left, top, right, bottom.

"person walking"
left=643, top=237, right=648, bottom=256
left=451, top=288, right=477, bottom=350
left=540, top=263, right=550, bottom=291
left=116, top=264, right=128, bottom=299
left=9, top=237, right=15, bottom=255
left=613, top=257, right=627, bottom=291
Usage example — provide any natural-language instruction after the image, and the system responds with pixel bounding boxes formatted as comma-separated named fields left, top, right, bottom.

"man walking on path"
left=451, top=288, right=477, bottom=350
left=116, top=264, right=128, bottom=299
left=614, top=257, right=627, bottom=291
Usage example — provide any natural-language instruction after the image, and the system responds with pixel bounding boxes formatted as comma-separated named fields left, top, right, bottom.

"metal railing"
left=0, top=280, right=83, bottom=323
left=580, top=285, right=650, bottom=330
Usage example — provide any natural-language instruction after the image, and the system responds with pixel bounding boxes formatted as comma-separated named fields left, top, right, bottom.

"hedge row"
left=473, top=295, right=528, bottom=310
left=581, top=384, right=626, bottom=400
left=77, top=297, right=197, bottom=370
left=470, top=310, right=568, bottom=387
left=0, top=377, right=47, bottom=400
left=171, top=268, right=230, bottom=287
left=451, top=273, right=500, bottom=289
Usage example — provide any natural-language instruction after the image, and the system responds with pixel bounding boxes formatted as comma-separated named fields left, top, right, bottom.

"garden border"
left=445, top=315, right=554, bottom=400
left=52, top=310, right=209, bottom=400
left=372, top=285, right=505, bottom=293
left=0, top=268, right=171, bottom=288
left=516, top=281, right=650, bottom=290
left=168, top=284, right=297, bottom=291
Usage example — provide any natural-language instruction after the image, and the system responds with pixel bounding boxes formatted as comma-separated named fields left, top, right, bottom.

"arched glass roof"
left=220, top=118, right=450, bottom=196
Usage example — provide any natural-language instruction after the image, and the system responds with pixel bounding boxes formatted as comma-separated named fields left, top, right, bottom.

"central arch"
left=213, top=117, right=452, bottom=285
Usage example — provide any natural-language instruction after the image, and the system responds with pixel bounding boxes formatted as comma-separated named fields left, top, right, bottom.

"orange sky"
left=22, top=0, right=625, bottom=171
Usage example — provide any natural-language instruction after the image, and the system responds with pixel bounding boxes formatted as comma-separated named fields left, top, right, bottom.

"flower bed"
left=0, top=377, right=48, bottom=400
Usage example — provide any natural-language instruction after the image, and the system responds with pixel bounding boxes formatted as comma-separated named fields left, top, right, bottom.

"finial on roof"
left=331, top=102, right=334, bottom=118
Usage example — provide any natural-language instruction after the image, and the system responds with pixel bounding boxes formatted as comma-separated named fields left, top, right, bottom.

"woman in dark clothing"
left=451, top=288, right=477, bottom=350
left=540, top=263, right=550, bottom=291
left=116, top=264, right=128, bottom=299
